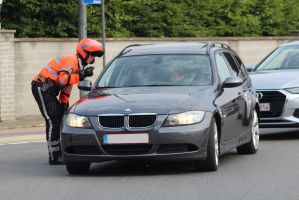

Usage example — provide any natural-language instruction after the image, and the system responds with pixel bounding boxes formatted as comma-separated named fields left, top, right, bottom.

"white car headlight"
left=65, top=113, right=92, bottom=128
left=285, top=87, right=299, bottom=94
left=163, top=111, right=205, bottom=126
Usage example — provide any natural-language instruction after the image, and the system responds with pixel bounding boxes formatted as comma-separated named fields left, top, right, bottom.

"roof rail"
left=116, top=44, right=147, bottom=57
left=204, top=42, right=231, bottom=53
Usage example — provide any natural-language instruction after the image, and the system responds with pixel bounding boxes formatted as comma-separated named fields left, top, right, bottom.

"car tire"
left=237, top=109, right=259, bottom=154
left=66, top=161, right=90, bottom=175
left=195, top=118, right=219, bottom=172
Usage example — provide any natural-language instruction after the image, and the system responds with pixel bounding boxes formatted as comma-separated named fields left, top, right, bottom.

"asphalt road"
left=0, top=132, right=299, bottom=200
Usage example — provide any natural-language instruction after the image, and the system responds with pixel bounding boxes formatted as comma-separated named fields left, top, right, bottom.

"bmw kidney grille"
left=98, top=114, right=156, bottom=128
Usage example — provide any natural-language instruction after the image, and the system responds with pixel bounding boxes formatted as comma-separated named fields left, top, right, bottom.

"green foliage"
left=2, top=0, right=78, bottom=37
left=1, top=0, right=299, bottom=37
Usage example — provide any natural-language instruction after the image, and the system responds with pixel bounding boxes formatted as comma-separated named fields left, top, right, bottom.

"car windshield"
left=97, top=55, right=213, bottom=88
left=256, top=45, right=299, bottom=71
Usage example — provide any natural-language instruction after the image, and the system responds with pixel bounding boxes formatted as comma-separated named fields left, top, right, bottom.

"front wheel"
left=66, top=161, right=90, bottom=175
left=237, top=109, right=259, bottom=154
left=195, top=118, right=219, bottom=172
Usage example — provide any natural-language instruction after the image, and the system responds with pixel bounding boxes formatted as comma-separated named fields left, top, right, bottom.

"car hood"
left=72, top=87, right=214, bottom=116
left=250, top=70, right=299, bottom=89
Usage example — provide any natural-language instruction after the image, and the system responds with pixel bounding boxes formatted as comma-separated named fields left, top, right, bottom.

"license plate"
left=259, top=103, right=270, bottom=111
left=103, top=133, right=149, bottom=144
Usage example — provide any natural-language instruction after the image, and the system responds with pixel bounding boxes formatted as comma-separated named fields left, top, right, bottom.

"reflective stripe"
left=59, top=68, right=71, bottom=73
left=37, top=87, right=54, bottom=160
left=45, top=64, right=58, bottom=78
left=48, top=146, right=61, bottom=153
left=48, top=140, right=59, bottom=146
left=55, top=56, right=61, bottom=64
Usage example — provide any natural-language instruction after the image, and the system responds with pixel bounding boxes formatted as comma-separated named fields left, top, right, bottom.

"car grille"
left=98, top=114, right=156, bottom=128
left=157, top=144, right=198, bottom=153
left=257, top=91, right=286, bottom=118
left=65, top=145, right=101, bottom=155
left=102, top=144, right=152, bottom=155
left=99, top=115, right=124, bottom=128
left=129, top=115, right=156, bottom=127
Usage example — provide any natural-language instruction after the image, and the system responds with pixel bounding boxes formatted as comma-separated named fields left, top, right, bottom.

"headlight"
left=285, top=87, right=299, bottom=94
left=163, top=111, right=205, bottom=126
left=65, top=113, right=92, bottom=128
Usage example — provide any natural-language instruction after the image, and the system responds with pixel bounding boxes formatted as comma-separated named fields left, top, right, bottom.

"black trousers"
left=31, top=81, right=63, bottom=160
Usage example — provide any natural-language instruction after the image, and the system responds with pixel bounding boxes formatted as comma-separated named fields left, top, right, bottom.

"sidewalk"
left=0, top=115, right=45, bottom=131
left=0, top=115, right=45, bottom=143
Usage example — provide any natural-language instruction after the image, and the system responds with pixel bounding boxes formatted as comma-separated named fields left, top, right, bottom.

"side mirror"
left=246, top=64, right=256, bottom=72
left=222, top=77, right=243, bottom=88
left=78, top=80, right=92, bottom=91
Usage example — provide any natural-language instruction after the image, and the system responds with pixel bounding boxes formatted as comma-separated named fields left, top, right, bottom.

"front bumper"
left=258, top=90, right=299, bottom=129
left=61, top=113, right=212, bottom=163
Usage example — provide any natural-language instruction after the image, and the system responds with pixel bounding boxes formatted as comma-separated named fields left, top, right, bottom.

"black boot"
left=49, top=153, right=65, bottom=165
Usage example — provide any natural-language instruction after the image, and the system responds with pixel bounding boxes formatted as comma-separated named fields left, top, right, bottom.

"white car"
left=250, top=40, right=299, bottom=133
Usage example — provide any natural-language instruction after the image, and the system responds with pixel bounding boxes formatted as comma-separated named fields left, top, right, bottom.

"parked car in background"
left=250, top=40, right=299, bottom=132
left=61, top=42, right=260, bottom=174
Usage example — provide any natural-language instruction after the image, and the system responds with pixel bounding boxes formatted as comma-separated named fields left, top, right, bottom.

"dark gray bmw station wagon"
left=61, top=42, right=260, bottom=174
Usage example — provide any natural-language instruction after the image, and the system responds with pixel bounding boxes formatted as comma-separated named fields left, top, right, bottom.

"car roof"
left=280, top=40, right=299, bottom=47
left=118, top=42, right=230, bottom=57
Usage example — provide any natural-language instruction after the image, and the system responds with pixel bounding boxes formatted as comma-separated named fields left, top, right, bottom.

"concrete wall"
left=0, top=30, right=16, bottom=120
left=1, top=34, right=299, bottom=120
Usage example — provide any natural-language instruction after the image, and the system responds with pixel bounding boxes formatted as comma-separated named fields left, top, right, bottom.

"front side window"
left=97, top=55, right=213, bottom=87
left=223, top=52, right=241, bottom=77
left=233, top=54, right=248, bottom=79
left=215, top=53, right=232, bottom=82
left=256, top=45, right=299, bottom=71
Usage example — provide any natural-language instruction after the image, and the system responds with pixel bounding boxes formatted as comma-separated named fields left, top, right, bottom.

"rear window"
left=97, top=55, right=213, bottom=87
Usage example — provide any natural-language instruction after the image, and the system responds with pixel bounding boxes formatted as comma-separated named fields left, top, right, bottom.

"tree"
left=1, top=0, right=299, bottom=37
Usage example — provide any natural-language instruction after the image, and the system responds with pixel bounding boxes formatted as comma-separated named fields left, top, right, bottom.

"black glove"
left=61, top=103, right=69, bottom=112
left=78, top=67, right=94, bottom=81
left=84, top=67, right=94, bottom=77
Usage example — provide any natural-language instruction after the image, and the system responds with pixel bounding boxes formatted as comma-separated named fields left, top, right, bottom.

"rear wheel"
left=237, top=109, right=259, bottom=154
left=66, top=161, right=90, bottom=175
left=195, top=118, right=219, bottom=172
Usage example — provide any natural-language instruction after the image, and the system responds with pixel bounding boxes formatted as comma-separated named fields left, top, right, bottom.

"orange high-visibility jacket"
left=33, top=55, right=81, bottom=104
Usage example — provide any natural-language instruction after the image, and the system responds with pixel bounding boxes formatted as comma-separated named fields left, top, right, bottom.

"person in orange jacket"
left=31, top=38, right=104, bottom=165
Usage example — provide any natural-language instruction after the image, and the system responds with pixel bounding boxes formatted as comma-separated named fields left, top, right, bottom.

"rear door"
left=231, top=53, right=254, bottom=129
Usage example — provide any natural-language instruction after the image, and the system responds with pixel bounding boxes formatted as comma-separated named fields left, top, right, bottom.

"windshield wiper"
left=258, top=67, right=281, bottom=71
left=97, top=86, right=118, bottom=88
left=127, top=84, right=178, bottom=87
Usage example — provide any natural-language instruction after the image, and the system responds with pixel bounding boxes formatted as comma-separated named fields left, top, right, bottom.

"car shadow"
left=88, top=160, right=197, bottom=176
left=260, top=131, right=299, bottom=141
left=85, top=150, right=243, bottom=177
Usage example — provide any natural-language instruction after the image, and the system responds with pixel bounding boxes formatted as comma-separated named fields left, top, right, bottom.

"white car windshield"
left=97, top=55, right=213, bottom=88
left=256, top=45, right=299, bottom=71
